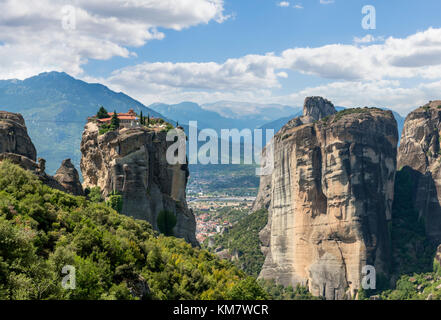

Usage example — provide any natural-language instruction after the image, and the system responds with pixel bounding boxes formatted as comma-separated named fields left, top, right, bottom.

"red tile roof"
left=97, top=109, right=138, bottom=123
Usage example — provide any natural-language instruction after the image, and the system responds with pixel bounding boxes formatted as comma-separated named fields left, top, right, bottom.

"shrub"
left=106, top=192, right=123, bottom=213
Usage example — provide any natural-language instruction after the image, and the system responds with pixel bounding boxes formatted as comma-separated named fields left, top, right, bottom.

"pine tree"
left=110, top=110, right=120, bottom=130
left=97, top=106, right=109, bottom=119
left=140, top=111, right=144, bottom=125
left=147, top=114, right=150, bottom=125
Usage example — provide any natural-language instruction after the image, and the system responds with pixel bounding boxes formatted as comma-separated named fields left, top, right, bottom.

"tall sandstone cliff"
left=256, top=97, right=398, bottom=300
left=80, top=122, right=197, bottom=246
left=398, top=100, right=441, bottom=242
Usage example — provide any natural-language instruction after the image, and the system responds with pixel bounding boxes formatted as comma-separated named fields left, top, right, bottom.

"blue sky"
left=85, top=0, right=441, bottom=71
left=1, top=0, right=441, bottom=114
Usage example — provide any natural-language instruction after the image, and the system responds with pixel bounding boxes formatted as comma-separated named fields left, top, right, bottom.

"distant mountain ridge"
left=0, top=71, right=165, bottom=173
left=149, top=101, right=301, bottom=131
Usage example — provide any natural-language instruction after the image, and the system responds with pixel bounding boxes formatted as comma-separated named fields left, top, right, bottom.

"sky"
left=1, top=0, right=441, bottom=114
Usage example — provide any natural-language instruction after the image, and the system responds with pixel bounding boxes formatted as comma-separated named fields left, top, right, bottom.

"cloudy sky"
left=1, top=0, right=441, bottom=114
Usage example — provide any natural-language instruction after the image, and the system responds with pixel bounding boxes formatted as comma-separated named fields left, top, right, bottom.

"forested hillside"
left=0, top=161, right=267, bottom=300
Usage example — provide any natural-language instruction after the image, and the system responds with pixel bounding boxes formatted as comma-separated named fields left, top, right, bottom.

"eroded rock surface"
left=54, top=159, right=84, bottom=196
left=0, top=111, right=36, bottom=160
left=255, top=97, right=398, bottom=300
left=80, top=122, right=197, bottom=246
left=397, top=101, right=441, bottom=242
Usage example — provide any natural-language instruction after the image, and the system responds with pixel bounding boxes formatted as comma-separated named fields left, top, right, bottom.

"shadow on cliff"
left=390, top=166, right=439, bottom=278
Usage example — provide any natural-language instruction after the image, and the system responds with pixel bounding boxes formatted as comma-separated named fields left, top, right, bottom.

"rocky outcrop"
left=302, top=96, right=337, bottom=123
left=0, top=111, right=84, bottom=196
left=397, top=101, right=441, bottom=242
left=80, top=122, right=197, bottom=246
left=255, top=97, right=398, bottom=300
left=54, top=159, right=84, bottom=196
left=0, top=111, right=36, bottom=160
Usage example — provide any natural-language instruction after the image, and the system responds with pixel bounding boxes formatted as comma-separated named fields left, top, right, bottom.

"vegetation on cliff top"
left=0, top=161, right=267, bottom=300
left=321, top=107, right=384, bottom=124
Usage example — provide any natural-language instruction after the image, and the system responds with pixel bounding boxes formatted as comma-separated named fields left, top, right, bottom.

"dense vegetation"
left=258, top=280, right=321, bottom=300
left=204, top=209, right=268, bottom=277
left=0, top=161, right=268, bottom=300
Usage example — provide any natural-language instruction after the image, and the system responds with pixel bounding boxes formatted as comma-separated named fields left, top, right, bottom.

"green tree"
left=228, top=277, right=268, bottom=300
left=106, top=192, right=123, bottom=213
left=110, top=110, right=120, bottom=130
left=157, top=210, right=177, bottom=236
left=88, top=187, right=103, bottom=203
left=97, top=106, right=109, bottom=119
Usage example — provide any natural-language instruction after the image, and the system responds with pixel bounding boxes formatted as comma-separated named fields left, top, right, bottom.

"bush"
left=106, top=192, right=123, bottom=213
left=87, top=187, right=103, bottom=203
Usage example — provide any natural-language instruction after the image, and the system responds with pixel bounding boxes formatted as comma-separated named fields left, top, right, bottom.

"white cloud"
left=293, top=4, right=304, bottom=9
left=277, top=1, right=290, bottom=7
left=95, top=27, right=441, bottom=113
left=319, top=0, right=334, bottom=4
left=1, top=0, right=440, bottom=114
left=104, top=53, right=284, bottom=93
left=0, top=0, right=228, bottom=79
left=272, top=80, right=441, bottom=114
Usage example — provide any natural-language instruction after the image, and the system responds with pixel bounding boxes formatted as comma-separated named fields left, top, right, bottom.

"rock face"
left=397, top=101, right=441, bottom=242
left=80, top=122, right=197, bottom=246
left=0, top=111, right=36, bottom=160
left=302, top=96, right=337, bottom=123
left=54, top=159, right=84, bottom=196
left=436, top=245, right=441, bottom=266
left=255, top=97, right=398, bottom=300
left=0, top=111, right=84, bottom=196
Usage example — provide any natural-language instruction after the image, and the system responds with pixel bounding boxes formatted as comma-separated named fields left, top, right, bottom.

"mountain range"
left=148, top=101, right=301, bottom=131
left=0, top=71, right=406, bottom=178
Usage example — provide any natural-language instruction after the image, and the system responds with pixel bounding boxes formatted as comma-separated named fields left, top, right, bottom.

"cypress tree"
left=110, top=110, right=120, bottom=130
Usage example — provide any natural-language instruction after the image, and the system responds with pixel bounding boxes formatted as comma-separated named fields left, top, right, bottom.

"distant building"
left=96, top=109, right=139, bottom=128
